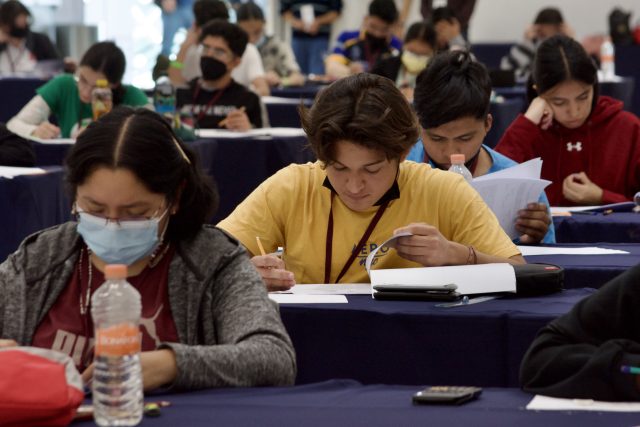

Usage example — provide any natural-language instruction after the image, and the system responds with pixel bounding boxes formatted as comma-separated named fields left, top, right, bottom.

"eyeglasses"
left=73, top=203, right=167, bottom=226
left=73, top=73, right=99, bottom=92
left=198, top=43, right=233, bottom=62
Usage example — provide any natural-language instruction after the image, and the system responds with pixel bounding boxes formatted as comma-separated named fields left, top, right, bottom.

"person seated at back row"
left=175, top=19, right=262, bottom=131
left=7, top=41, right=150, bottom=139
left=371, top=21, right=437, bottom=103
left=169, top=0, right=269, bottom=97
left=496, top=35, right=640, bottom=206
left=0, top=0, right=59, bottom=75
left=218, top=73, right=524, bottom=291
left=237, top=2, right=304, bottom=88
left=0, top=107, right=295, bottom=390
left=325, top=0, right=402, bottom=79
left=431, top=6, right=469, bottom=51
left=500, top=7, right=573, bottom=82
left=407, top=51, right=555, bottom=244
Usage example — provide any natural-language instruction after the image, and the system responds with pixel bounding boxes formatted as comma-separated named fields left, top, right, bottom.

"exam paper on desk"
left=365, top=233, right=517, bottom=296
left=0, top=166, right=46, bottom=179
left=527, top=394, right=640, bottom=412
left=517, top=246, right=630, bottom=256
left=271, top=284, right=372, bottom=295
left=196, top=128, right=306, bottom=139
left=268, top=294, right=348, bottom=304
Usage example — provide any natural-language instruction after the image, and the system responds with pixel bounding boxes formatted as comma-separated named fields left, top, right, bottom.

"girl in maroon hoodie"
left=496, top=35, right=640, bottom=206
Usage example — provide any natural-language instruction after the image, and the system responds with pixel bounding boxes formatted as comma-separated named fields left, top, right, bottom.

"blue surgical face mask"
left=76, top=208, right=169, bottom=266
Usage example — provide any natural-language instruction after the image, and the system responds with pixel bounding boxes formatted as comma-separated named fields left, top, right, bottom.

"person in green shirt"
left=7, top=41, right=151, bottom=139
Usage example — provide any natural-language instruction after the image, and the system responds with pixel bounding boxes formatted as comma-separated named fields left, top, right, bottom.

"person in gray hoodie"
left=0, top=107, right=296, bottom=391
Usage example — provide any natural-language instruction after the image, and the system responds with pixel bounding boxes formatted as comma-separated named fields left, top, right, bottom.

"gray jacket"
left=0, top=222, right=296, bottom=390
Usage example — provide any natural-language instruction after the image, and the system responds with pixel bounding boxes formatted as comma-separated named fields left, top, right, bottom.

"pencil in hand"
left=256, top=236, right=267, bottom=256
left=219, top=106, right=246, bottom=128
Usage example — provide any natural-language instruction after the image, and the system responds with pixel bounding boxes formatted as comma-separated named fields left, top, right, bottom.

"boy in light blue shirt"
left=409, top=50, right=555, bottom=244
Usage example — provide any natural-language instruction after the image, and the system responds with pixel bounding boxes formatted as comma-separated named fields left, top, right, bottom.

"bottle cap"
left=450, top=154, right=466, bottom=164
left=104, top=264, right=127, bottom=279
left=95, top=79, right=108, bottom=88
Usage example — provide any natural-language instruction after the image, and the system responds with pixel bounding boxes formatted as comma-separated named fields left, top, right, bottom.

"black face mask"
left=200, top=56, right=227, bottom=81
left=365, top=32, right=387, bottom=51
left=9, top=26, right=29, bottom=38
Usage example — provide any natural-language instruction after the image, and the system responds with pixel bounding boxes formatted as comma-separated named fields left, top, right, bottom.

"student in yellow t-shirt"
left=217, top=73, right=524, bottom=290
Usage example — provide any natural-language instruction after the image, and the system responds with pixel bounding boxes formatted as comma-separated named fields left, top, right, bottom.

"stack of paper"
left=365, top=234, right=517, bottom=297
left=471, top=158, right=551, bottom=239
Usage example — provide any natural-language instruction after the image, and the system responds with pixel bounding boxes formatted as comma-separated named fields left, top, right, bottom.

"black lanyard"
left=191, top=83, right=227, bottom=127
left=324, top=193, right=390, bottom=284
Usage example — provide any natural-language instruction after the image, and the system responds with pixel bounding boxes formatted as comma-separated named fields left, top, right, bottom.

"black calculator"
left=412, top=386, right=483, bottom=405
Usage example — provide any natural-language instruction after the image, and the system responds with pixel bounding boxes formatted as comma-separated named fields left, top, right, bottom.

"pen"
left=218, top=106, right=246, bottom=127
left=571, top=211, right=598, bottom=216
left=620, top=365, right=640, bottom=374
left=256, top=236, right=267, bottom=256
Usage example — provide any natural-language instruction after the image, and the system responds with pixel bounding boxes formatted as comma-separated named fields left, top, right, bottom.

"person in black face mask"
left=326, top=0, right=402, bottom=79
left=175, top=19, right=262, bottom=131
left=0, top=0, right=59, bottom=75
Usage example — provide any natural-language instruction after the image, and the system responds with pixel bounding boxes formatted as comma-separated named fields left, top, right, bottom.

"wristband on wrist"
left=170, top=60, right=184, bottom=70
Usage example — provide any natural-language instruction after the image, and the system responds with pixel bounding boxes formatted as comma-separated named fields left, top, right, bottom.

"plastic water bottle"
left=153, top=76, right=177, bottom=126
left=91, top=264, right=143, bottom=427
left=92, top=79, right=113, bottom=121
left=448, top=153, right=473, bottom=182
left=600, top=37, right=615, bottom=81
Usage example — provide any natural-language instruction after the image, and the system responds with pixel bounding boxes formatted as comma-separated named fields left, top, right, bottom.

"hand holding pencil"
left=251, top=236, right=296, bottom=291
left=219, top=106, right=251, bottom=132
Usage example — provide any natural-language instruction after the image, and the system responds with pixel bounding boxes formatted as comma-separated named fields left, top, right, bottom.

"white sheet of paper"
left=0, top=166, right=47, bottom=179
left=473, top=157, right=542, bottom=181
left=197, top=128, right=306, bottom=139
left=273, top=284, right=371, bottom=295
left=527, top=394, right=640, bottom=412
left=268, top=294, right=348, bottom=304
left=364, top=232, right=412, bottom=272
left=29, top=137, right=75, bottom=145
left=472, top=178, right=551, bottom=239
left=300, top=4, right=315, bottom=25
left=518, top=246, right=630, bottom=256
left=369, top=263, right=516, bottom=296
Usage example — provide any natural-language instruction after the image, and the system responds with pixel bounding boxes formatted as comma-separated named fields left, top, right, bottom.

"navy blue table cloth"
left=270, top=84, right=326, bottom=100
left=75, top=380, right=640, bottom=427
left=280, top=290, right=593, bottom=387
left=0, top=77, right=46, bottom=123
left=554, top=212, right=640, bottom=243
left=524, top=243, right=640, bottom=289
left=0, top=167, right=71, bottom=261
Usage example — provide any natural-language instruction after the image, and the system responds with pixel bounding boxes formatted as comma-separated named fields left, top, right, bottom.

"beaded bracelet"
left=467, top=245, right=477, bottom=265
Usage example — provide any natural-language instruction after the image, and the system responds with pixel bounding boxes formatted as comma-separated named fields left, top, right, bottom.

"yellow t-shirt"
left=217, top=161, right=520, bottom=284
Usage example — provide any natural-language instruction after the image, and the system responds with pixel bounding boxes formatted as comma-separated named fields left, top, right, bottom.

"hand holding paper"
left=516, top=202, right=552, bottom=244
left=393, top=223, right=457, bottom=267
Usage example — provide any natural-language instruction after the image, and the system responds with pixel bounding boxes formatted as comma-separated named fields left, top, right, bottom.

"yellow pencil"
left=255, top=236, right=267, bottom=256
left=219, top=106, right=246, bottom=127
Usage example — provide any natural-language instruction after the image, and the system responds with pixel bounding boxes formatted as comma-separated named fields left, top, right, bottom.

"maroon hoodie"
left=496, top=96, right=640, bottom=206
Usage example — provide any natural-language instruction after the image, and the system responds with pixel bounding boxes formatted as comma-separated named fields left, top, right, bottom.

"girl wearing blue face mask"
left=0, top=107, right=296, bottom=392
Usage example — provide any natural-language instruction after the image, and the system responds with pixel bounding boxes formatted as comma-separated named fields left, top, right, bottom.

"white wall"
left=469, top=0, right=640, bottom=42
left=324, top=0, right=640, bottom=43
